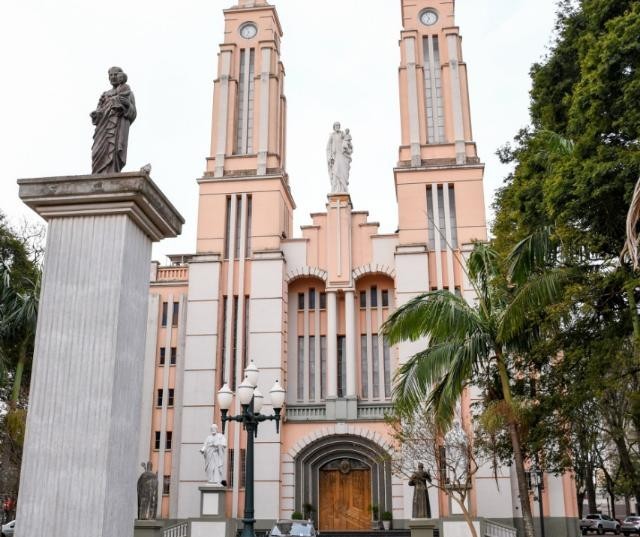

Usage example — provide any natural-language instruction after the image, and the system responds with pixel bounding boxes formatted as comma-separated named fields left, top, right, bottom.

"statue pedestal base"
left=134, top=520, right=165, bottom=537
left=199, top=485, right=227, bottom=518
left=409, top=519, right=437, bottom=537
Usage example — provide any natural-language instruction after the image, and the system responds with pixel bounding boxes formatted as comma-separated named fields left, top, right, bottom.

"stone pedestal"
left=134, top=520, right=165, bottom=537
left=199, top=485, right=227, bottom=518
left=15, top=172, right=183, bottom=537
left=409, top=519, right=437, bottom=537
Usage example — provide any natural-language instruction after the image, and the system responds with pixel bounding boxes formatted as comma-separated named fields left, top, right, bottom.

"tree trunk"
left=611, top=433, right=640, bottom=508
left=454, top=494, right=478, bottom=537
left=577, top=490, right=585, bottom=519
left=585, top=462, right=597, bottom=514
left=496, top=355, right=536, bottom=537
left=10, top=339, right=27, bottom=405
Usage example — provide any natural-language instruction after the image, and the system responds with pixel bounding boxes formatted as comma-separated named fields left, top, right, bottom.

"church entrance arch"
left=293, top=434, right=392, bottom=531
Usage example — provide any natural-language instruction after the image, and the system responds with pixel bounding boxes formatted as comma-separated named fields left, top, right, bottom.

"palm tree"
left=382, top=233, right=568, bottom=537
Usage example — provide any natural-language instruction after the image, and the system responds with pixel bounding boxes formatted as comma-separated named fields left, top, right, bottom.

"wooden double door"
left=319, top=466, right=371, bottom=530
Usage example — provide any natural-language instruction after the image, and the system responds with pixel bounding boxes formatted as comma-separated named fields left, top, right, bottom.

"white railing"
left=357, top=403, right=393, bottom=420
left=285, top=405, right=327, bottom=421
left=163, top=521, right=189, bottom=537
left=484, top=520, right=517, bottom=537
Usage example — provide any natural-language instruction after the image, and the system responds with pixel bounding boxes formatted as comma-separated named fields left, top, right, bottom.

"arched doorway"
left=294, top=434, right=392, bottom=531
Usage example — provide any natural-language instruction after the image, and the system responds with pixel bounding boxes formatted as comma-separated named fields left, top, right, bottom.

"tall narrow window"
left=157, top=389, right=163, bottom=407
left=372, top=336, right=380, bottom=399
left=297, top=336, right=304, bottom=401
left=220, top=296, right=228, bottom=384
left=448, top=185, right=458, bottom=248
left=172, top=302, right=179, bottom=326
left=337, top=336, right=346, bottom=398
left=319, top=292, right=327, bottom=310
left=228, top=448, right=235, bottom=486
left=427, top=186, right=435, bottom=250
left=231, top=296, right=239, bottom=390
left=423, top=36, right=445, bottom=144
left=437, top=184, right=447, bottom=248
left=243, top=295, right=250, bottom=367
left=235, top=196, right=243, bottom=259
left=360, top=335, right=368, bottom=399
left=161, top=302, right=168, bottom=326
left=224, top=196, right=232, bottom=259
left=235, top=49, right=256, bottom=154
left=383, top=339, right=391, bottom=398
left=168, top=388, right=175, bottom=407
left=245, top=195, right=253, bottom=258
left=382, top=290, right=390, bottom=308
left=170, top=347, right=177, bottom=365
left=309, top=288, right=316, bottom=309
left=359, top=291, right=367, bottom=309
left=370, top=286, right=378, bottom=308
left=298, top=293, right=305, bottom=310
left=159, top=348, right=166, bottom=365
left=320, top=336, right=327, bottom=399
left=163, top=476, right=171, bottom=495
left=154, top=431, right=161, bottom=450
left=309, top=335, right=316, bottom=400
left=165, top=431, right=172, bottom=450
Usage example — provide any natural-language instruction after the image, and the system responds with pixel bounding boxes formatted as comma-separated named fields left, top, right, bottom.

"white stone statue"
left=200, top=424, right=227, bottom=485
left=326, top=122, right=353, bottom=193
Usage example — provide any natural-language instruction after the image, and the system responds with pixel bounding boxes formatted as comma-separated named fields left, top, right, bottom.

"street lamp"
left=217, top=361, right=286, bottom=537
left=529, top=465, right=546, bottom=537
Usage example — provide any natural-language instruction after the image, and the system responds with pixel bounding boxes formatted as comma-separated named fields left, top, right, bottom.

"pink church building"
left=138, top=1, right=579, bottom=535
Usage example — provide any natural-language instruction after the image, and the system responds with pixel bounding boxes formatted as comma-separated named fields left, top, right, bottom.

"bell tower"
left=395, top=0, right=486, bottom=292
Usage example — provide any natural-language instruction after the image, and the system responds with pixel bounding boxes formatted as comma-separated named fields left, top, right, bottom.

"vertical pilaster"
left=214, top=50, right=232, bottom=178
left=139, top=294, right=160, bottom=471
left=257, top=47, right=272, bottom=175
left=446, top=32, right=466, bottom=164
left=404, top=36, right=422, bottom=167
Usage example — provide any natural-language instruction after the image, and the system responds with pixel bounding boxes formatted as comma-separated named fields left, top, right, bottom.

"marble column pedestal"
left=409, top=518, right=437, bottom=537
left=15, top=172, right=183, bottom=537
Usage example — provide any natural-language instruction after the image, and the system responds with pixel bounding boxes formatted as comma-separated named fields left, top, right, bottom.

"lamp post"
left=529, top=465, right=546, bottom=537
left=217, top=361, right=286, bottom=537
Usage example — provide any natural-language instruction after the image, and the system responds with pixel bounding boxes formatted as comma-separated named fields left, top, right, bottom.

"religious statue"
left=409, top=463, right=432, bottom=518
left=90, top=66, right=137, bottom=174
left=326, top=122, right=353, bottom=193
left=137, top=461, right=158, bottom=520
left=200, top=424, right=227, bottom=485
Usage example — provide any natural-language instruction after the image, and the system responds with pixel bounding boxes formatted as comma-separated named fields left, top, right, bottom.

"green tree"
left=383, top=236, right=568, bottom=537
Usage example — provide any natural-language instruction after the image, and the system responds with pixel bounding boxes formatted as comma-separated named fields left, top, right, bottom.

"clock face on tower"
left=239, top=23, right=257, bottom=39
left=419, top=9, right=438, bottom=26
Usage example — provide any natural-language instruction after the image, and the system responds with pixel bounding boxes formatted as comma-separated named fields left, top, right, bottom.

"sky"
left=0, top=0, right=558, bottom=263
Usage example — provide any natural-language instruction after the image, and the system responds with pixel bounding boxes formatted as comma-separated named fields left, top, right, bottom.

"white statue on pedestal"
left=200, top=424, right=227, bottom=485
left=326, top=122, right=353, bottom=193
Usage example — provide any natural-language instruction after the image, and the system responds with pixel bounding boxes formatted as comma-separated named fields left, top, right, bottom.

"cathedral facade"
left=138, top=1, right=579, bottom=534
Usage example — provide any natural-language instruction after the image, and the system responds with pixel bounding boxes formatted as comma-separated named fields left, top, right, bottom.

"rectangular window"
left=437, top=184, right=446, bottom=249
left=361, top=335, right=368, bottom=399
left=298, top=293, right=305, bottom=311
left=337, top=336, right=346, bottom=398
left=168, top=388, right=175, bottom=407
left=427, top=185, right=454, bottom=251
left=159, top=347, right=166, bottom=365
left=309, top=335, right=316, bottom=400
left=154, top=431, right=161, bottom=450
left=244, top=295, right=250, bottom=367
left=319, top=292, right=327, bottom=310
left=224, top=196, right=232, bottom=259
left=448, top=185, right=458, bottom=248
left=161, top=302, right=168, bottom=327
left=170, top=347, right=177, bottom=365
left=172, top=302, right=179, bottom=326
left=228, top=448, right=235, bottom=486
left=163, top=475, right=170, bottom=495
left=297, top=336, right=304, bottom=401
left=220, top=296, right=228, bottom=383
left=309, top=288, right=316, bottom=310
left=370, top=286, right=378, bottom=308
left=372, top=336, right=380, bottom=399
left=157, top=389, right=163, bottom=407
left=165, top=431, right=172, bottom=450
left=359, top=291, right=367, bottom=309
left=427, top=186, right=435, bottom=251
left=383, top=338, right=391, bottom=398
left=246, top=195, right=253, bottom=258
left=231, top=296, right=239, bottom=390
left=235, top=196, right=243, bottom=259
left=320, top=336, right=327, bottom=399
left=382, top=290, right=390, bottom=308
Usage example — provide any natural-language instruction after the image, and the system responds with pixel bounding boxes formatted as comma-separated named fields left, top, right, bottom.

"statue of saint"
left=326, top=122, right=353, bottom=193
left=409, top=463, right=432, bottom=518
left=200, top=424, right=227, bottom=485
left=90, top=66, right=137, bottom=174
left=137, top=461, right=158, bottom=520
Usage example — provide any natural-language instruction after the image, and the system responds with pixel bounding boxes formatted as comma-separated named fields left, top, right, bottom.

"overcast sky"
left=0, top=0, right=558, bottom=263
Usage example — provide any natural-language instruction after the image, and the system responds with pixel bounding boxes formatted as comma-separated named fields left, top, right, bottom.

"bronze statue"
left=90, top=66, right=137, bottom=174
left=409, top=463, right=432, bottom=518
left=137, top=461, right=158, bottom=520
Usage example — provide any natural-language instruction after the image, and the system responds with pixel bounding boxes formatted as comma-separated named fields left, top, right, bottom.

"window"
left=224, top=196, right=232, bottom=259
left=427, top=185, right=458, bottom=251
left=157, top=389, right=163, bottom=407
left=220, top=296, right=228, bottom=383
left=243, top=295, right=250, bottom=367
left=168, top=388, right=175, bottom=407
left=245, top=195, right=253, bottom=258
left=383, top=338, right=391, bottom=398
left=161, top=302, right=168, bottom=327
left=448, top=185, right=458, bottom=248
left=228, top=448, right=246, bottom=488
left=372, top=336, right=380, bottom=399
left=309, top=336, right=316, bottom=400
left=370, top=286, right=378, bottom=308
left=165, top=431, right=172, bottom=450
left=382, top=290, right=390, bottom=308
left=163, top=476, right=171, bottom=495
left=234, top=196, right=242, bottom=259
left=319, top=292, right=326, bottom=310
left=231, top=296, right=239, bottom=390
left=297, top=336, right=304, bottom=401
left=154, top=431, right=161, bottom=450
left=337, top=336, right=346, bottom=398
left=228, top=448, right=235, bottom=486
left=298, top=293, right=305, bottom=310
left=172, top=302, right=179, bottom=326
left=159, top=348, right=166, bottom=365
left=361, top=335, right=368, bottom=399
left=320, top=336, right=327, bottom=399
left=170, top=347, right=177, bottom=365
left=359, top=291, right=367, bottom=308
left=309, top=288, right=316, bottom=309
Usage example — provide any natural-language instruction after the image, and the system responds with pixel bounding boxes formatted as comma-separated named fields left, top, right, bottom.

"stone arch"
left=285, top=266, right=328, bottom=284
left=287, top=427, right=395, bottom=523
left=352, top=263, right=396, bottom=282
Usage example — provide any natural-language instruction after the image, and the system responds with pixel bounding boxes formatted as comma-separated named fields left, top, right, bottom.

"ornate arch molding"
left=285, top=266, right=328, bottom=284
left=352, top=263, right=396, bottom=282
left=290, top=431, right=394, bottom=518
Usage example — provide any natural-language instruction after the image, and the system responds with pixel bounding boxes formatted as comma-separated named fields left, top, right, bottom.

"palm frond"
left=506, top=228, right=554, bottom=285
left=382, top=291, right=481, bottom=346
left=537, top=130, right=575, bottom=158
left=498, top=268, right=570, bottom=344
